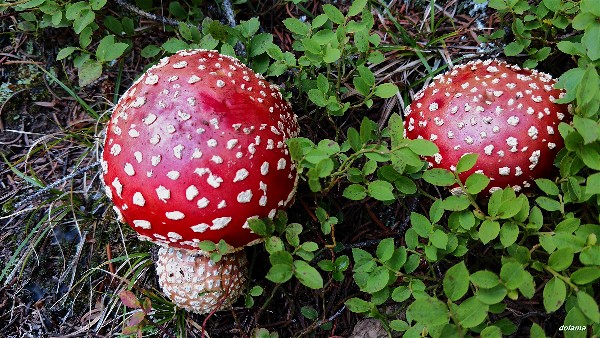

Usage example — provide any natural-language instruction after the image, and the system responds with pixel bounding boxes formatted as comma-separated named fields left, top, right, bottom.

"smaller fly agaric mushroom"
left=404, top=59, right=571, bottom=195
left=100, top=50, right=299, bottom=313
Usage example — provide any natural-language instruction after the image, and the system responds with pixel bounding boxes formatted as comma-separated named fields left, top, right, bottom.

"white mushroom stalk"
left=100, top=50, right=299, bottom=314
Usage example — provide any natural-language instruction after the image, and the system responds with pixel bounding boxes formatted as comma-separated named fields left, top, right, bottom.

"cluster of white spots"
left=156, top=186, right=171, bottom=202
left=133, top=220, right=151, bottom=229
left=218, top=200, right=227, bottom=209
left=528, top=126, right=539, bottom=139
left=111, top=177, right=123, bottom=197
left=124, top=163, right=135, bottom=176
left=150, top=134, right=161, bottom=145
left=188, top=75, right=201, bottom=84
left=484, top=144, right=494, bottom=156
left=506, top=137, right=518, bottom=152
left=186, top=185, right=199, bottom=201
left=234, top=168, right=249, bottom=182
left=507, top=116, right=519, bottom=126
left=211, top=155, right=224, bottom=164
left=207, top=173, right=224, bottom=188
left=464, top=136, right=474, bottom=145
left=429, top=102, right=439, bottom=111
left=173, top=61, right=188, bottom=69
left=227, top=139, right=238, bottom=149
left=261, top=162, right=270, bottom=175
left=110, top=144, right=122, bottom=156
left=151, top=155, right=162, bottom=166
left=529, top=150, right=541, bottom=169
left=166, top=211, right=185, bottom=220
left=145, top=74, right=159, bottom=85
left=167, top=171, right=180, bottom=180
left=548, top=142, right=556, bottom=149
left=133, top=192, right=145, bottom=206
left=216, top=80, right=226, bottom=88
left=173, top=144, right=185, bottom=159
left=237, top=190, right=253, bottom=203
left=499, top=167, right=510, bottom=176
left=197, top=197, right=209, bottom=209
left=130, top=96, right=146, bottom=108
left=207, top=139, right=218, bottom=147
left=211, top=217, right=232, bottom=230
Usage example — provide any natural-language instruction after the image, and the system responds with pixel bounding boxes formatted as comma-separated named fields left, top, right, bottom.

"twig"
left=221, top=0, right=246, bottom=57
left=14, top=161, right=101, bottom=210
left=112, top=0, right=188, bottom=28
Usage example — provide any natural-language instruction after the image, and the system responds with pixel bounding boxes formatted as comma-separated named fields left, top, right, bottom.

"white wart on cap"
left=404, top=59, right=571, bottom=194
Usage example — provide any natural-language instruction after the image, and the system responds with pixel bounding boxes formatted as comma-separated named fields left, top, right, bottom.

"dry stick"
left=112, top=0, right=187, bottom=27
left=14, top=161, right=101, bottom=210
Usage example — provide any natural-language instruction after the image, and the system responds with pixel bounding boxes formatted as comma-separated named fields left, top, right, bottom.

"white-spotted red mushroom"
left=404, top=59, right=571, bottom=195
left=100, top=49, right=299, bottom=314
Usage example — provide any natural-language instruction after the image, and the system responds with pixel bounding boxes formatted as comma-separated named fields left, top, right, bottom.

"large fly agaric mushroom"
left=100, top=50, right=299, bottom=313
left=404, top=59, right=571, bottom=195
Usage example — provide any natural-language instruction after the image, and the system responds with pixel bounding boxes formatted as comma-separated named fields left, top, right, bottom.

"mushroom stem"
left=155, top=246, right=248, bottom=314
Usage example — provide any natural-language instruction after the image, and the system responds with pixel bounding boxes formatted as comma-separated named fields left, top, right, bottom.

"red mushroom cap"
left=404, top=59, right=571, bottom=194
left=101, top=50, right=299, bottom=250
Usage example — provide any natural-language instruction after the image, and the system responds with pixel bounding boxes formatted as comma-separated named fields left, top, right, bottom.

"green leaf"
left=407, top=139, right=438, bottom=156
left=455, top=297, right=489, bottom=328
left=406, top=297, right=450, bottom=326
left=283, top=18, right=309, bottom=36
left=323, top=46, right=341, bottom=63
left=388, top=113, right=404, bottom=149
left=571, top=267, right=600, bottom=284
left=581, top=144, right=600, bottom=170
left=293, top=260, right=323, bottom=289
left=504, top=41, right=524, bottom=56
left=322, top=4, right=345, bottom=24
left=543, top=277, right=566, bottom=312
left=465, top=173, right=490, bottom=195
left=90, top=0, right=106, bottom=10
left=96, top=35, right=128, bottom=62
left=500, top=262, right=525, bottom=290
left=374, top=83, right=399, bottom=98
left=363, top=266, right=390, bottom=293
left=376, top=238, right=395, bottom=262
left=479, top=220, right=500, bottom=244
left=536, top=196, right=561, bottom=212
left=441, top=196, right=471, bottom=211
left=140, top=45, right=161, bottom=58
left=73, top=9, right=95, bottom=34
left=548, top=248, right=574, bottom=271
left=476, top=285, right=507, bottom=305
left=535, top=178, right=560, bottom=196
left=456, top=153, right=478, bottom=173
left=576, top=291, right=600, bottom=322
left=573, top=116, right=599, bottom=144
left=410, top=212, right=432, bottom=237
left=347, top=0, right=368, bottom=16
left=266, top=263, right=293, bottom=283
left=367, top=180, right=395, bottom=201
left=564, top=307, right=588, bottom=338
left=430, top=230, right=448, bottom=249
left=443, top=261, right=470, bottom=301
left=345, top=298, right=372, bottom=313
left=162, top=38, right=190, bottom=53
left=542, top=0, right=560, bottom=11
left=530, top=323, right=547, bottom=338
left=78, top=59, right=102, bottom=87
left=392, top=286, right=411, bottom=302
left=343, top=184, right=367, bottom=200
left=481, top=326, right=502, bottom=338
left=582, top=23, right=600, bottom=61
left=249, top=33, right=274, bottom=57
left=57, top=47, right=77, bottom=60
left=470, top=270, right=500, bottom=288
left=422, top=168, right=456, bottom=186
left=499, top=222, right=519, bottom=247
